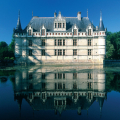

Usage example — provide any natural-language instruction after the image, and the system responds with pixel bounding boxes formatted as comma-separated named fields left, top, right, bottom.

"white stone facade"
left=14, top=11, right=106, bottom=64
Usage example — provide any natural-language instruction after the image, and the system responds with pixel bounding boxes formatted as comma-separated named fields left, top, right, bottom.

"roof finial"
left=32, top=10, right=33, bottom=17
left=18, top=10, right=20, bottom=18
left=100, top=10, right=102, bottom=21
left=87, top=9, right=88, bottom=18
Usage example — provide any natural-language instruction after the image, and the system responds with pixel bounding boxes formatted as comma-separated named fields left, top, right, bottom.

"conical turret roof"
left=15, top=11, right=22, bottom=33
left=98, top=11, right=105, bottom=31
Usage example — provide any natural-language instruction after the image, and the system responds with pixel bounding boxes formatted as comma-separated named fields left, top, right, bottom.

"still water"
left=0, top=65, right=120, bottom=120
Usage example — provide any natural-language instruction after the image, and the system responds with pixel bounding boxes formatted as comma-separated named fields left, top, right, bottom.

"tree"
left=0, top=41, right=8, bottom=60
left=8, top=35, right=15, bottom=58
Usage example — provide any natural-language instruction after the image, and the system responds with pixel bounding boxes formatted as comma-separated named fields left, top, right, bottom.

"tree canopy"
left=106, top=31, right=120, bottom=59
left=0, top=35, right=15, bottom=60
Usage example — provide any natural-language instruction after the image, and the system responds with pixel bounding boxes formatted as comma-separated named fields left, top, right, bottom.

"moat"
left=0, top=65, right=120, bottom=120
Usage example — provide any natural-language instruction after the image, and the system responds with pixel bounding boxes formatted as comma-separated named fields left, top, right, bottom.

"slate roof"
left=98, top=19, right=105, bottom=31
left=14, top=13, right=22, bottom=33
left=14, top=16, right=97, bottom=33
left=27, top=17, right=96, bottom=32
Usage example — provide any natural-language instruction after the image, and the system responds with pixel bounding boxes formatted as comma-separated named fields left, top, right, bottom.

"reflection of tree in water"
left=106, top=72, right=120, bottom=92
left=0, top=70, right=15, bottom=84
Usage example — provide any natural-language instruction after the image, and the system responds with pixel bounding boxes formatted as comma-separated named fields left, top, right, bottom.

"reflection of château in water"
left=14, top=66, right=106, bottom=115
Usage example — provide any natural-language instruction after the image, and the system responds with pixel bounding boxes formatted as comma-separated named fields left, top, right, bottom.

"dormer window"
left=54, top=12, right=66, bottom=31
left=55, top=23, right=57, bottom=28
left=58, top=23, right=61, bottom=28
left=73, top=29, right=77, bottom=35
left=63, top=23, right=65, bottom=28
left=28, top=30, right=31, bottom=36
left=42, top=29, right=45, bottom=35
left=88, top=29, right=91, bottom=35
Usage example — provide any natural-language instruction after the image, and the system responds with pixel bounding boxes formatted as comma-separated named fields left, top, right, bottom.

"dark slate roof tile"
left=15, top=16, right=96, bottom=33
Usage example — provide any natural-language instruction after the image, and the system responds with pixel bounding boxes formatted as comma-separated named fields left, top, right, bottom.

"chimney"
left=54, top=12, right=57, bottom=17
left=77, top=12, right=81, bottom=20
left=96, top=26, right=98, bottom=30
left=58, top=11, right=61, bottom=18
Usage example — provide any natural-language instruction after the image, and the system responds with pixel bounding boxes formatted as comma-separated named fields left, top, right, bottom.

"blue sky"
left=0, top=0, right=120, bottom=44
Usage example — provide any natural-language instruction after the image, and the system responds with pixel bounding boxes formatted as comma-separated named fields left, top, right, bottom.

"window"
left=42, top=39, right=45, bottom=46
left=55, top=39, right=57, bottom=46
left=29, top=73, right=33, bottom=79
left=55, top=23, right=57, bottom=28
left=55, top=49, right=57, bottom=56
left=63, top=73, right=65, bottom=79
left=29, top=40, right=32, bottom=46
left=42, top=49, right=45, bottom=56
left=63, top=39, right=65, bottom=46
left=58, top=83, right=62, bottom=89
left=55, top=100, right=57, bottom=105
left=55, top=73, right=57, bottom=79
left=55, top=73, right=65, bottom=79
left=63, top=23, right=65, bottom=28
left=42, top=83, right=46, bottom=89
left=58, top=23, right=60, bottom=28
left=60, top=23, right=61, bottom=28
left=88, top=82, right=92, bottom=89
left=58, top=100, right=62, bottom=105
left=58, top=49, right=62, bottom=56
left=73, top=73, right=77, bottom=79
left=55, top=83, right=57, bottom=90
left=88, top=29, right=91, bottom=35
left=28, top=30, right=31, bottom=36
left=88, top=49, right=91, bottom=56
left=63, top=84, right=65, bottom=89
left=58, top=73, right=62, bottom=79
left=73, top=82, right=77, bottom=89
left=73, top=49, right=77, bottom=56
left=73, top=29, right=77, bottom=35
left=73, top=39, right=77, bottom=46
left=88, top=93, right=91, bottom=99
left=74, top=93, right=77, bottom=99
left=58, top=39, right=62, bottom=46
left=42, top=93, right=45, bottom=99
left=42, top=73, right=46, bottom=79
left=42, top=29, right=45, bottom=35
left=63, top=49, right=65, bottom=56
left=88, top=73, right=92, bottom=79
left=29, top=50, right=32, bottom=56
left=88, top=39, right=91, bottom=46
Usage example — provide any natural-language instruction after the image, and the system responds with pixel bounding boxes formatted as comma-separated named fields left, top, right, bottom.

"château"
left=14, top=11, right=106, bottom=64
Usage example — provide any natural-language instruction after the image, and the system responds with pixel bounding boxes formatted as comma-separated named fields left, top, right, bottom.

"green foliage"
left=0, top=41, right=8, bottom=60
left=106, top=31, right=120, bottom=59
left=10, top=57, right=14, bottom=60
left=0, top=35, right=15, bottom=60
left=106, top=72, right=120, bottom=92
left=4, top=57, right=9, bottom=60
left=8, top=35, right=15, bottom=58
